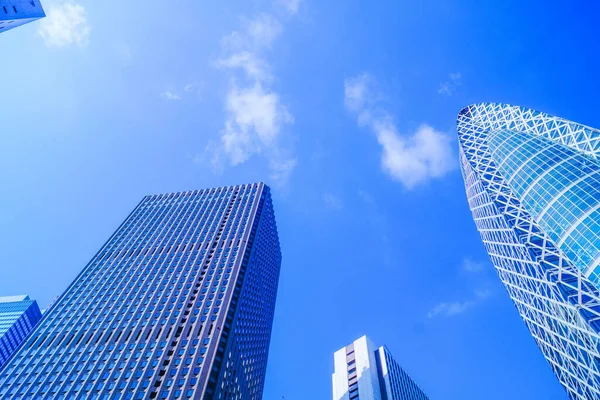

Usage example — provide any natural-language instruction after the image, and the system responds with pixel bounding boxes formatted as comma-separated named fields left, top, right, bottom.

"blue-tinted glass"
left=458, top=103, right=600, bottom=399
left=0, top=183, right=281, bottom=400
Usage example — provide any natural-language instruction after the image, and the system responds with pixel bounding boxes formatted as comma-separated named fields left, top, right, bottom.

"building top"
left=142, top=182, right=269, bottom=198
left=333, top=335, right=428, bottom=400
left=456, top=102, right=600, bottom=399
left=0, top=295, right=30, bottom=304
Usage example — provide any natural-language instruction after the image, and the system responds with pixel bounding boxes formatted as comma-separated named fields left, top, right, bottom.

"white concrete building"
left=332, top=336, right=429, bottom=400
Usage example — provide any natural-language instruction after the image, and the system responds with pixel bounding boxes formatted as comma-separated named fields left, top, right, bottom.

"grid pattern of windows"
left=458, top=103, right=600, bottom=399
left=376, top=347, right=428, bottom=400
left=0, top=183, right=282, bottom=400
left=488, top=129, right=600, bottom=284
left=0, top=0, right=45, bottom=33
left=0, top=296, right=42, bottom=370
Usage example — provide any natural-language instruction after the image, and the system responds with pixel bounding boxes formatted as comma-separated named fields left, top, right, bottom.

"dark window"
left=13, top=6, right=17, bottom=13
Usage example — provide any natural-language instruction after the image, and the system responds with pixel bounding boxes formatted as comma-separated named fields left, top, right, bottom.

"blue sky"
left=3, top=0, right=600, bottom=398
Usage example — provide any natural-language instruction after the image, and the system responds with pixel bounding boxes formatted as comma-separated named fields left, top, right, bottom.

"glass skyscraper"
left=0, top=183, right=282, bottom=400
left=0, top=0, right=45, bottom=34
left=332, top=336, right=428, bottom=400
left=458, top=103, right=600, bottom=399
left=0, top=295, right=42, bottom=371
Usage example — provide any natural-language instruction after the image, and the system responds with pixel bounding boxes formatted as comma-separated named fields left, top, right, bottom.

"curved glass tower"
left=458, top=103, right=600, bottom=400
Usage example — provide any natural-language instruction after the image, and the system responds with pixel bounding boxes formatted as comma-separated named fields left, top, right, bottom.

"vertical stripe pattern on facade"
left=0, top=183, right=282, bottom=400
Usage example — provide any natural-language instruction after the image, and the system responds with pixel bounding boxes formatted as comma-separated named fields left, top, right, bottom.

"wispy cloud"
left=184, top=82, right=204, bottom=98
left=161, top=82, right=203, bottom=101
left=323, top=192, right=343, bottom=211
left=344, top=73, right=456, bottom=190
left=427, top=289, right=491, bottom=318
left=438, top=72, right=462, bottom=96
left=278, top=0, right=303, bottom=15
left=269, top=158, right=298, bottom=187
left=462, top=257, right=486, bottom=273
left=217, top=52, right=272, bottom=82
left=38, top=3, right=91, bottom=48
left=428, top=257, right=492, bottom=318
left=161, top=90, right=181, bottom=101
left=208, top=4, right=299, bottom=186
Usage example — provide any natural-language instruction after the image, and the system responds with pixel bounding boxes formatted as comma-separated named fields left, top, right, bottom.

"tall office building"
left=458, top=103, right=600, bottom=399
left=0, top=295, right=42, bottom=370
left=0, top=183, right=282, bottom=400
left=0, top=0, right=45, bottom=34
left=332, top=336, right=428, bottom=400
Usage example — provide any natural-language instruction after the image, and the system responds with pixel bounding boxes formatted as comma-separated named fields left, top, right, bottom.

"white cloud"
left=427, top=289, right=491, bottom=318
left=210, top=9, right=298, bottom=186
left=269, top=158, right=298, bottom=187
left=221, top=82, right=293, bottom=165
left=161, top=90, right=181, bottom=101
left=184, top=83, right=198, bottom=92
left=221, top=13, right=282, bottom=51
left=246, top=14, right=282, bottom=48
left=376, top=123, right=455, bottom=189
left=344, top=73, right=372, bottom=112
left=217, top=51, right=272, bottom=82
left=344, top=73, right=455, bottom=189
left=438, top=72, right=462, bottom=96
left=437, top=82, right=453, bottom=96
left=227, top=83, right=292, bottom=144
left=449, top=72, right=461, bottom=83
left=38, top=3, right=91, bottom=48
left=323, top=192, right=343, bottom=211
left=184, top=82, right=203, bottom=97
left=161, top=83, right=203, bottom=102
left=462, top=257, right=486, bottom=273
left=279, top=0, right=302, bottom=15
left=427, top=300, right=472, bottom=318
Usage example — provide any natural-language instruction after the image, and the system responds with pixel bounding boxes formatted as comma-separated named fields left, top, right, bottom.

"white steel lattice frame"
left=458, top=103, right=600, bottom=400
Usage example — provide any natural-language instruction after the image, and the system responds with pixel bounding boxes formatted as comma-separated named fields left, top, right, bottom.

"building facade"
left=0, top=0, right=45, bottom=34
left=332, top=336, right=428, bottom=400
left=0, top=183, right=282, bottom=400
left=458, top=103, right=600, bottom=399
left=0, top=295, right=42, bottom=371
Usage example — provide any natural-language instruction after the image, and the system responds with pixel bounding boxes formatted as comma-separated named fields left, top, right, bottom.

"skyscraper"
left=0, top=0, right=45, bottom=34
left=332, top=336, right=428, bottom=400
left=458, top=103, right=600, bottom=399
left=0, top=295, right=42, bottom=370
left=0, top=183, right=282, bottom=400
